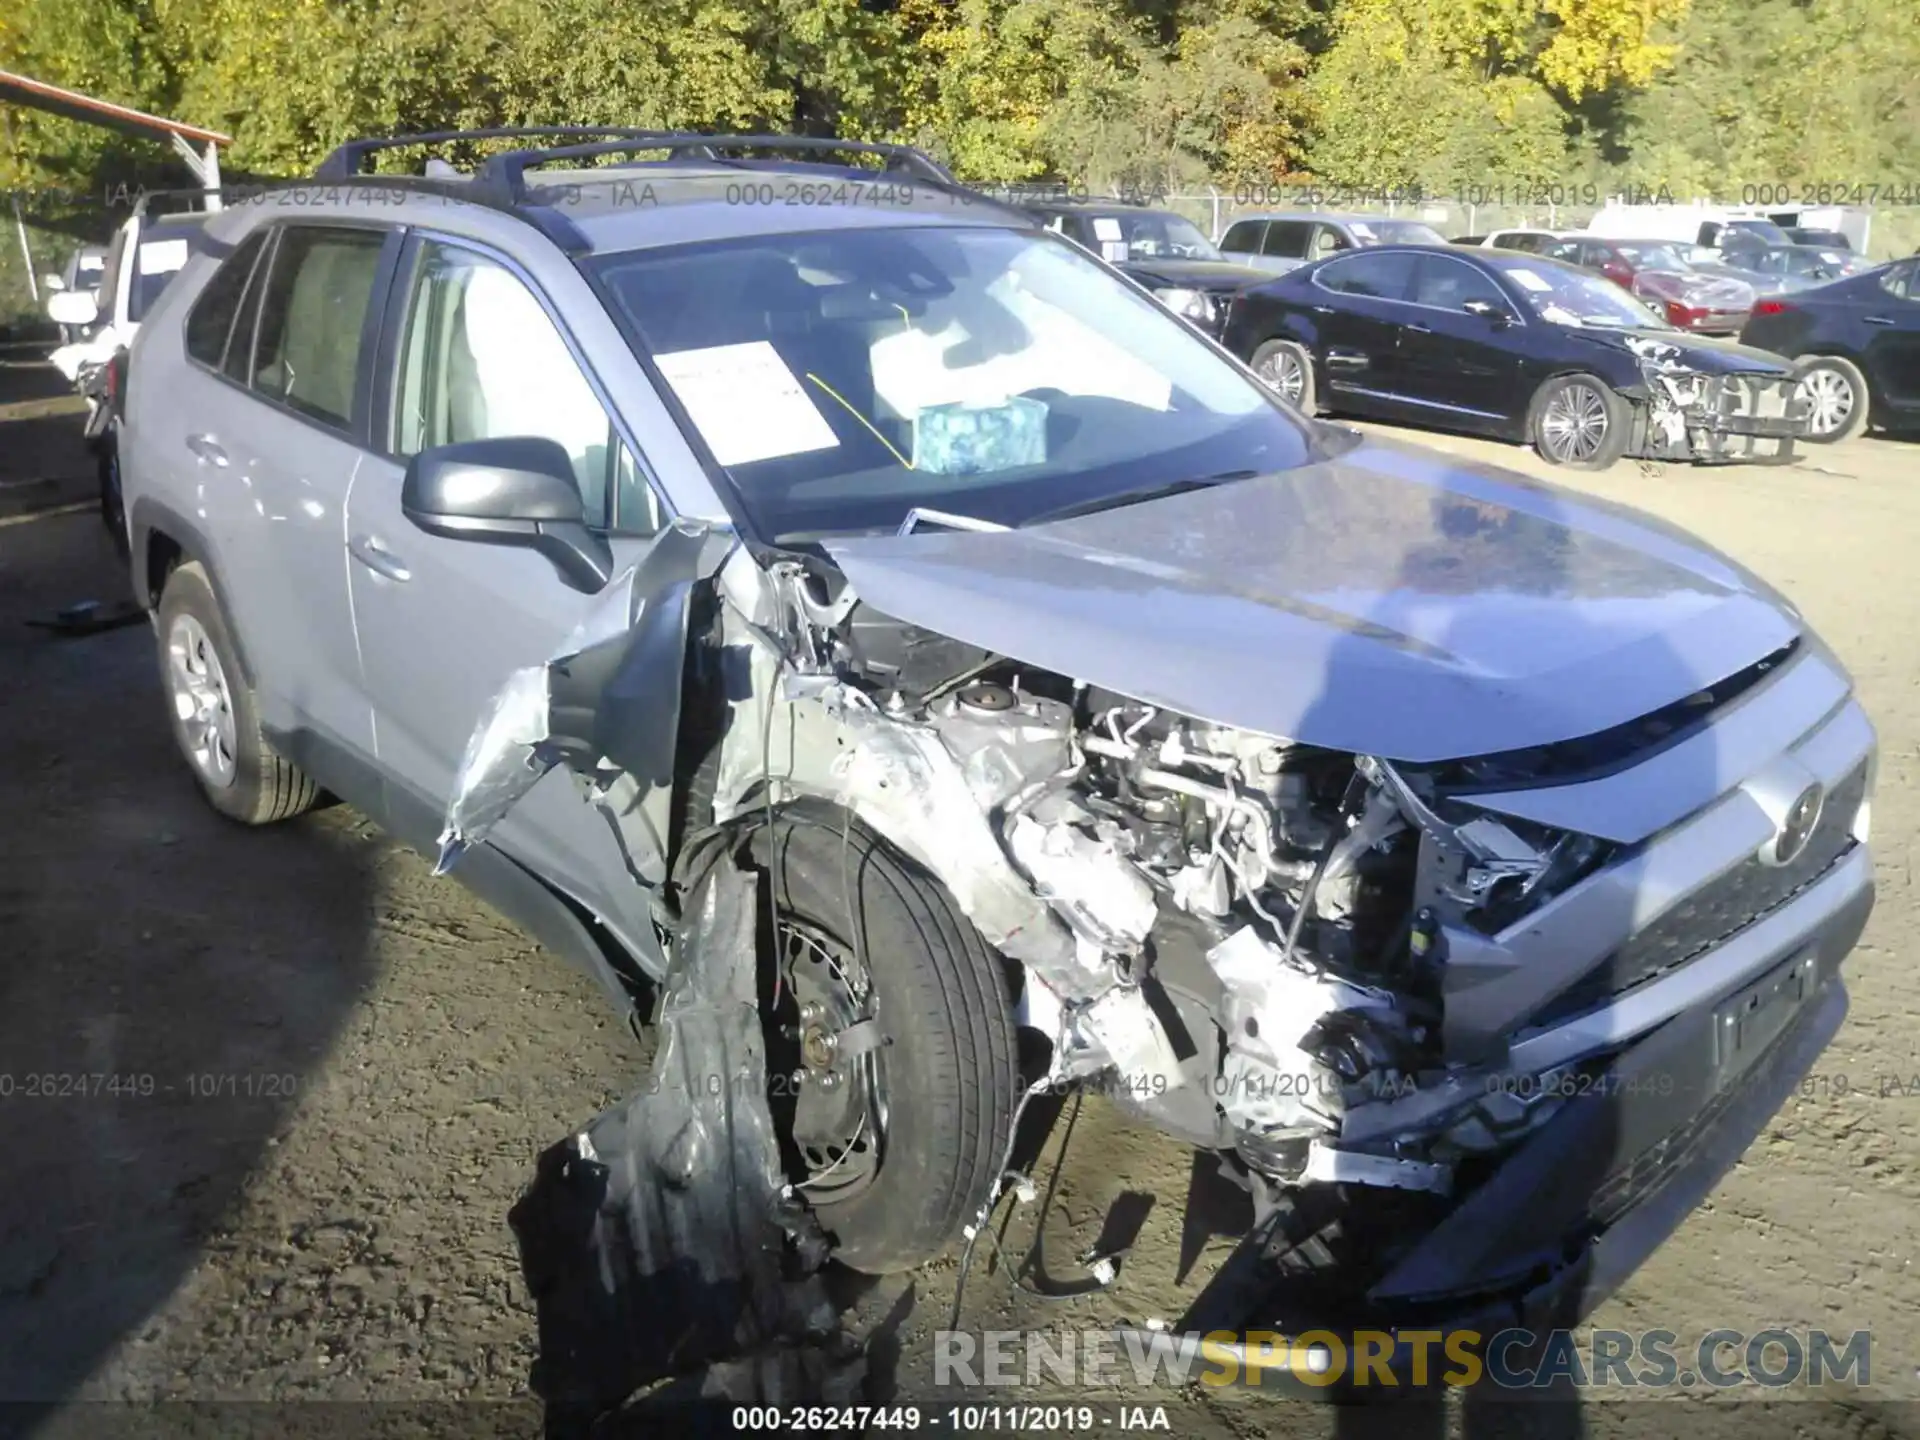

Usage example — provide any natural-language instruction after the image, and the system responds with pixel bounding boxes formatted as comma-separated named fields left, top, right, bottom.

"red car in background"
left=1545, top=236, right=1756, bottom=335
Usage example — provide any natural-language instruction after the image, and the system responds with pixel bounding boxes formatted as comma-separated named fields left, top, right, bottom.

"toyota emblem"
left=1767, top=782, right=1825, bottom=866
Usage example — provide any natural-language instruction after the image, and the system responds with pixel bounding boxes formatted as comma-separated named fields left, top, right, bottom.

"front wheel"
left=1530, top=373, right=1629, bottom=470
left=1792, top=355, right=1870, bottom=443
left=752, top=810, right=1017, bottom=1274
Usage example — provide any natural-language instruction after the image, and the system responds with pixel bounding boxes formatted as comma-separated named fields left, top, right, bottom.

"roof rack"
left=479, top=133, right=976, bottom=202
left=302, top=127, right=1028, bottom=246
left=312, top=126, right=680, bottom=183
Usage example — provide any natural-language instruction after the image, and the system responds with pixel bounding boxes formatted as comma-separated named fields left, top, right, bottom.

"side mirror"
left=47, top=289, right=99, bottom=328
left=44, top=274, right=66, bottom=293
left=1462, top=298, right=1515, bottom=326
left=401, top=436, right=613, bottom=593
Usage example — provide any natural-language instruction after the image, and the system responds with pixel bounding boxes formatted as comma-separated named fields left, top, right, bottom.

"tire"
left=1250, top=338, right=1316, bottom=414
left=154, top=560, right=319, bottom=825
left=1792, top=355, right=1870, bottom=443
left=751, top=809, right=1017, bottom=1273
left=98, top=438, right=129, bottom=563
left=1530, top=373, right=1630, bottom=470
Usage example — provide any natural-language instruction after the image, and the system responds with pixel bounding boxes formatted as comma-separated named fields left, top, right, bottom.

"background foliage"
left=7, top=0, right=1917, bottom=194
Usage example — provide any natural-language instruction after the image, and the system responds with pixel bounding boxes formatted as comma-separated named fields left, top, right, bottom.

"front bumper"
left=1632, top=371, right=1811, bottom=465
left=1143, top=960, right=1859, bottom=1396
left=1131, top=670, right=1875, bottom=1391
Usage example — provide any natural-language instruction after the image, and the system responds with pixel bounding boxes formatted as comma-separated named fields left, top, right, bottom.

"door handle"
left=1405, top=322, right=1434, bottom=334
left=1863, top=315, right=1897, bottom=326
left=349, top=533, right=412, bottom=583
left=185, top=432, right=228, bottom=466
left=1311, top=304, right=1334, bottom=314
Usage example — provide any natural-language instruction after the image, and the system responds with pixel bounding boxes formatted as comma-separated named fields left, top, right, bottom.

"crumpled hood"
left=1578, top=329, right=1796, bottom=376
left=824, top=438, right=1803, bottom=762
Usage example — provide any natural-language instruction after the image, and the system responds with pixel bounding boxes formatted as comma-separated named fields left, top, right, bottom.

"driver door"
left=345, top=235, right=676, bottom=966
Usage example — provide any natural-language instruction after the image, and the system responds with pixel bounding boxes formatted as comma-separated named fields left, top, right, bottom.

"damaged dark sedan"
left=118, top=131, right=1877, bottom=1402
left=1228, top=245, right=1812, bottom=469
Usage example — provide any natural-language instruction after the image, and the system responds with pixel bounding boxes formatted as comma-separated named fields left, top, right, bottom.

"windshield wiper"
left=1024, top=469, right=1259, bottom=526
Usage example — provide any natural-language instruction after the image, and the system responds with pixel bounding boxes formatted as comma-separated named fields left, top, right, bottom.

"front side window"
left=591, top=225, right=1311, bottom=539
left=250, top=227, right=385, bottom=429
left=1880, top=262, right=1915, bottom=301
left=1409, top=255, right=1509, bottom=312
left=393, top=242, right=644, bottom=531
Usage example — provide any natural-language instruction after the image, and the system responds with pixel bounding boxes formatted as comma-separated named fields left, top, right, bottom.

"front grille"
left=1539, top=762, right=1865, bottom=1023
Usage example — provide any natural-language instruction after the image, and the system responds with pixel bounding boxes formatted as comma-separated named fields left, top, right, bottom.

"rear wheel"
left=752, top=810, right=1017, bottom=1273
left=1530, top=373, right=1629, bottom=470
left=1792, top=355, right=1870, bottom=443
left=155, top=560, right=319, bottom=824
left=1250, top=339, right=1316, bottom=413
left=97, top=438, right=128, bottom=562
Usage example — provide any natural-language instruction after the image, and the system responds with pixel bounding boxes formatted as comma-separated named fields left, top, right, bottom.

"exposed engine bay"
left=681, top=550, right=1632, bottom=1212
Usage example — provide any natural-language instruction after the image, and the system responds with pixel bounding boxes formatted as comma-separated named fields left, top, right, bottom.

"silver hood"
left=824, top=438, right=1802, bottom=762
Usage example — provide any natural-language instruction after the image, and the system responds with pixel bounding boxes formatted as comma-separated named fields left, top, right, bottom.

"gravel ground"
left=2, top=351, right=1916, bottom=1438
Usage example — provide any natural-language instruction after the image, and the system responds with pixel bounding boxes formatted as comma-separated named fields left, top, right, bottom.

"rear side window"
left=249, top=227, right=386, bottom=430
left=185, top=230, right=269, bottom=369
left=1316, top=251, right=1416, bottom=299
left=1220, top=220, right=1265, bottom=254
left=1263, top=221, right=1312, bottom=258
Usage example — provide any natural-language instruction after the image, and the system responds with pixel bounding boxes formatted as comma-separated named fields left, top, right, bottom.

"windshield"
left=1363, top=221, right=1447, bottom=246
left=1084, top=211, right=1220, bottom=261
left=592, top=225, right=1312, bottom=539
left=1729, top=220, right=1791, bottom=245
left=1497, top=263, right=1672, bottom=330
left=1612, top=242, right=1691, bottom=271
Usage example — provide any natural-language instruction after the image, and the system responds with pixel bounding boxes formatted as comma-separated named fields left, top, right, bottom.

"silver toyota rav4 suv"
left=120, top=129, right=1875, bottom=1372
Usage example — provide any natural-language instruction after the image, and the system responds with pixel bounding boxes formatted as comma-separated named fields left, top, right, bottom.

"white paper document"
left=653, top=341, right=840, bottom=466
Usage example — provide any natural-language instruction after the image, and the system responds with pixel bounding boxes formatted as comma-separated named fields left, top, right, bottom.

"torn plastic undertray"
left=509, top=856, right=866, bottom=1433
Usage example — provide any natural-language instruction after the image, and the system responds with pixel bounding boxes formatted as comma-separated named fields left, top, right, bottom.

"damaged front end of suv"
left=448, top=447, right=1875, bottom=1400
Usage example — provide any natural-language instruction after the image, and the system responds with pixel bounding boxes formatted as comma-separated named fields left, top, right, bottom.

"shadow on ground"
left=0, top=357, right=384, bottom=1418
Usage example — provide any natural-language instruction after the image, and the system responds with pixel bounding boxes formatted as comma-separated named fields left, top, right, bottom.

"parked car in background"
left=1217, top=211, right=1448, bottom=275
left=1477, top=229, right=1561, bottom=254
left=1784, top=228, right=1851, bottom=250
left=115, top=132, right=1879, bottom=1362
left=1544, top=237, right=1756, bottom=335
left=1743, top=243, right=1871, bottom=286
left=47, top=206, right=211, bottom=556
left=1018, top=199, right=1269, bottom=339
left=1224, top=245, right=1808, bottom=468
left=1739, top=257, right=1920, bottom=442
left=43, top=244, right=109, bottom=342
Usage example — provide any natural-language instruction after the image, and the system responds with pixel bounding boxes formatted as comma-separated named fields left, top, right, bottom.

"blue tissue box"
left=912, top=396, right=1048, bottom=475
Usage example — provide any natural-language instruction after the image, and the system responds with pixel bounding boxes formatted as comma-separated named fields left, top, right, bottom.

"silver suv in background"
left=119, top=128, right=1876, bottom=1396
left=1218, top=211, right=1450, bottom=275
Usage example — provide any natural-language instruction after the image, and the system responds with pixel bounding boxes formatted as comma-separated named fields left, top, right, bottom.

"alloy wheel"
left=1539, top=382, right=1610, bottom=463
left=1260, top=348, right=1307, bottom=406
left=165, top=613, right=238, bottom=788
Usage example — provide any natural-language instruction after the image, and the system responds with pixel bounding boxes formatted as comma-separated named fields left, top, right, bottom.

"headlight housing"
left=1155, top=287, right=1218, bottom=327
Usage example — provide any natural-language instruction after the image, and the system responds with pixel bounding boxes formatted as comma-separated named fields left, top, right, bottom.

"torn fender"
left=510, top=857, right=865, bottom=1422
left=436, top=520, right=731, bottom=883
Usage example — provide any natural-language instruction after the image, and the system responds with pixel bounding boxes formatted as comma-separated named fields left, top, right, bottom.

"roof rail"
left=312, top=126, right=677, bottom=183
left=478, top=132, right=974, bottom=200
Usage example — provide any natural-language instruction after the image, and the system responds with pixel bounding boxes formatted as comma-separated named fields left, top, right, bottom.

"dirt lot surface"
left=2, top=346, right=1917, bottom=1438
